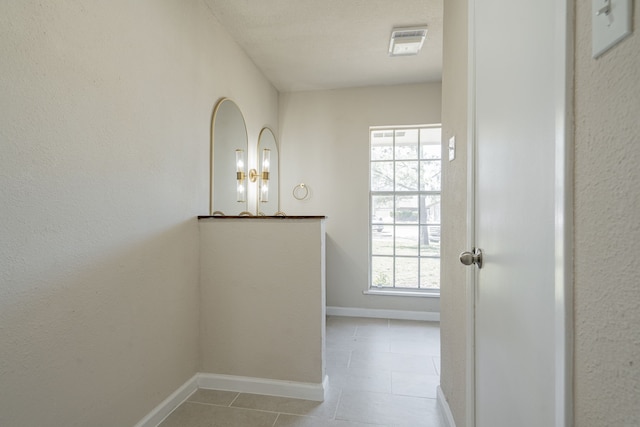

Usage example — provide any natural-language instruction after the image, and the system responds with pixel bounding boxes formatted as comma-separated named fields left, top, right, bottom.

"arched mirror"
left=210, top=98, right=248, bottom=215
left=257, top=127, right=279, bottom=215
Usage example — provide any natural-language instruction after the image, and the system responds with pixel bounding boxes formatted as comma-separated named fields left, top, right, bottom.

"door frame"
left=464, top=0, right=574, bottom=426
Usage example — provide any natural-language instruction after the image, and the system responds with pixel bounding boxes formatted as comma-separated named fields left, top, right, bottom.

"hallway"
left=159, top=316, right=444, bottom=426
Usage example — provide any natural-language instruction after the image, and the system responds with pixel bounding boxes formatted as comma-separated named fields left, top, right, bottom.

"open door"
left=462, top=0, right=573, bottom=426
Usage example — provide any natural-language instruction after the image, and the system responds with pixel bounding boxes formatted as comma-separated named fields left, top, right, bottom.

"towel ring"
left=293, top=183, right=310, bottom=201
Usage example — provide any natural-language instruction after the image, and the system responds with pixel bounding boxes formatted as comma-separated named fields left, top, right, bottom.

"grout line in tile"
left=228, top=391, right=241, bottom=407
left=271, top=412, right=280, bottom=427
left=222, top=403, right=284, bottom=417
left=331, top=388, right=344, bottom=420
left=187, top=400, right=249, bottom=409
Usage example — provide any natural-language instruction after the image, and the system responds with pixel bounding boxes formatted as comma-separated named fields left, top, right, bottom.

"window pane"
left=395, top=225, right=419, bottom=256
left=371, top=195, right=393, bottom=223
left=420, top=226, right=440, bottom=256
left=371, top=131, right=394, bottom=160
left=420, top=128, right=442, bottom=159
left=372, top=257, right=394, bottom=287
left=395, top=195, right=419, bottom=224
left=420, top=128, right=442, bottom=160
left=420, top=160, right=441, bottom=191
left=421, top=143, right=441, bottom=159
left=371, top=225, right=394, bottom=255
left=421, top=195, right=441, bottom=224
left=395, top=161, right=419, bottom=191
left=395, top=257, right=419, bottom=288
left=371, top=162, right=394, bottom=191
left=395, top=129, right=419, bottom=160
left=396, top=129, right=419, bottom=143
left=420, top=258, right=440, bottom=289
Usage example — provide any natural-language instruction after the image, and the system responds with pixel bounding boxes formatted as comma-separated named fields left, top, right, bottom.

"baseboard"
left=437, top=386, right=457, bottom=427
left=134, top=373, right=328, bottom=426
left=326, top=306, right=440, bottom=322
left=133, top=374, right=198, bottom=427
left=198, top=373, right=328, bottom=402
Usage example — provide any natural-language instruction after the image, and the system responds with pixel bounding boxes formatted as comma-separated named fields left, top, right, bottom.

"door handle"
left=459, top=248, right=483, bottom=268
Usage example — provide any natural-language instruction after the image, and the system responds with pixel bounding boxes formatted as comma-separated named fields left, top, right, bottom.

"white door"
left=467, top=0, right=571, bottom=426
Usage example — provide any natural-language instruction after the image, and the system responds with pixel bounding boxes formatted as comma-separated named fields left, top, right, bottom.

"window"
left=369, top=125, right=441, bottom=294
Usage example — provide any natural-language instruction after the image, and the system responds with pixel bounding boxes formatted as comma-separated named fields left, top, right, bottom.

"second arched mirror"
left=210, top=98, right=248, bottom=215
left=257, top=127, right=279, bottom=215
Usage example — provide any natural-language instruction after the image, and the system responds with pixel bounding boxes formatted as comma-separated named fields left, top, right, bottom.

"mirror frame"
left=210, top=97, right=248, bottom=215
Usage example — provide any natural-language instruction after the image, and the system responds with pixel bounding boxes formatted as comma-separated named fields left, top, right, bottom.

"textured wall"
left=574, top=2, right=640, bottom=426
left=439, top=0, right=469, bottom=424
left=0, top=1, right=277, bottom=426
left=199, top=219, right=325, bottom=383
left=278, top=84, right=442, bottom=313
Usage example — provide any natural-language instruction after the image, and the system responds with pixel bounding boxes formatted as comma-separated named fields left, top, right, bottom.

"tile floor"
left=159, top=316, right=445, bottom=427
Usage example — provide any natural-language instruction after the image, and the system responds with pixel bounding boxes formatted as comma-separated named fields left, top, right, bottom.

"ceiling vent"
left=388, top=26, right=428, bottom=56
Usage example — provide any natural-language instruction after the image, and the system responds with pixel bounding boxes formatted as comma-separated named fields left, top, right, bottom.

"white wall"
left=278, top=84, right=442, bottom=313
left=199, top=218, right=325, bottom=384
left=574, top=2, right=640, bottom=425
left=0, top=1, right=277, bottom=426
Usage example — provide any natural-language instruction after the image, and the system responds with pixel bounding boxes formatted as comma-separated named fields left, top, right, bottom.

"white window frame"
left=366, top=125, right=441, bottom=297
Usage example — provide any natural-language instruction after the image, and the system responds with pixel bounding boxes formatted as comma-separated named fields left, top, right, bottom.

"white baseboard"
left=198, top=373, right=328, bottom=402
left=437, top=385, right=457, bottom=427
left=134, top=373, right=328, bottom=427
left=326, top=306, right=439, bottom=322
left=133, top=374, right=198, bottom=427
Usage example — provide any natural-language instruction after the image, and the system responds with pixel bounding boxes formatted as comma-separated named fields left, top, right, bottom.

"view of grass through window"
left=369, top=126, right=441, bottom=291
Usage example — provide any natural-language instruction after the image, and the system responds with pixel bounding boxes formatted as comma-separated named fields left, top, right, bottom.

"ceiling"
left=204, top=0, right=443, bottom=92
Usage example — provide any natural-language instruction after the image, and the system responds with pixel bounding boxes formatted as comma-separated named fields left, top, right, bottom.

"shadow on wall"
left=325, top=235, right=366, bottom=307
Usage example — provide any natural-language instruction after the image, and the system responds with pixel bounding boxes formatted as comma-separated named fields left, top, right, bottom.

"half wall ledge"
left=198, top=215, right=326, bottom=219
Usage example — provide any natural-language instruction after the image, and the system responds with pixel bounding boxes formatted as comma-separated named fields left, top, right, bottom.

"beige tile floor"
left=159, top=316, right=444, bottom=427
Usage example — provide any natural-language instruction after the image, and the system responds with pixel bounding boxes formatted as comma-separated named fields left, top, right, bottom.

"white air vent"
left=389, top=26, right=428, bottom=56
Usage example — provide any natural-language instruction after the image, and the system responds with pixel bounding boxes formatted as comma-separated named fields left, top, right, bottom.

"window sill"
left=363, top=289, right=440, bottom=298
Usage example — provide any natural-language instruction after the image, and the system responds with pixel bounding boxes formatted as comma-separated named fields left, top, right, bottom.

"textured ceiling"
left=204, top=0, right=443, bottom=92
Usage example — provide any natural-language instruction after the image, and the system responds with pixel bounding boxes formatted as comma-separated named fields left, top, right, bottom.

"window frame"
left=367, top=124, right=442, bottom=297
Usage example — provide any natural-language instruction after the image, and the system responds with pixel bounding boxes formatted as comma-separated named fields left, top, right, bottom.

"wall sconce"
left=260, top=149, right=270, bottom=203
left=235, top=149, right=248, bottom=202
left=235, top=148, right=270, bottom=203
